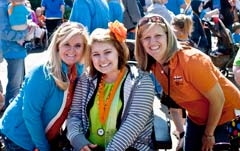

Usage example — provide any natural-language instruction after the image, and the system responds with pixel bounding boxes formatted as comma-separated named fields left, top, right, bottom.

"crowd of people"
left=0, top=0, right=240, bottom=151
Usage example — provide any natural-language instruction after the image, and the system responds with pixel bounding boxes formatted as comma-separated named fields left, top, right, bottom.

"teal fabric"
left=0, top=62, right=84, bottom=151
left=69, top=0, right=110, bottom=33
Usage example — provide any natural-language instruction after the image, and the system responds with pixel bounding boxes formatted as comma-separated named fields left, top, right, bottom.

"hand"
left=201, top=134, right=215, bottom=151
left=80, top=144, right=97, bottom=151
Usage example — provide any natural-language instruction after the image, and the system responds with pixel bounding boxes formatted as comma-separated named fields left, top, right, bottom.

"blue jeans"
left=4, top=58, right=25, bottom=108
left=1, top=135, right=28, bottom=151
left=184, top=117, right=229, bottom=151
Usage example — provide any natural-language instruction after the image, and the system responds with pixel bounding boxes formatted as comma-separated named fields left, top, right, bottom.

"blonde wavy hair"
left=135, top=14, right=179, bottom=71
left=171, top=14, right=193, bottom=38
left=87, top=28, right=129, bottom=77
left=45, top=22, right=89, bottom=90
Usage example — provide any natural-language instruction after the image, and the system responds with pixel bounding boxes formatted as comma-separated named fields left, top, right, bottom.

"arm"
left=67, top=74, right=92, bottom=150
left=201, top=83, right=225, bottom=150
left=22, top=67, right=51, bottom=151
left=187, top=54, right=225, bottom=150
left=106, top=74, right=155, bottom=150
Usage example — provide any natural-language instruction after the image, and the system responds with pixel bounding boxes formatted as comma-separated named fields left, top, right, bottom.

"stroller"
left=206, top=17, right=239, bottom=77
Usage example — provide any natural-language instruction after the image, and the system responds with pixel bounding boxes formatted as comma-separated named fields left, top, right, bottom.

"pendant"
left=97, top=128, right=105, bottom=136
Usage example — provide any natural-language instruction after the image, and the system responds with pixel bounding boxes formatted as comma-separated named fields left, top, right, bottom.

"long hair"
left=135, top=14, right=179, bottom=71
left=45, top=22, right=89, bottom=90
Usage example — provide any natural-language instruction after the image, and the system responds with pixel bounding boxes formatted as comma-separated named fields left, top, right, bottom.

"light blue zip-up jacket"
left=0, top=0, right=27, bottom=59
left=0, top=62, right=84, bottom=151
left=69, top=0, right=110, bottom=33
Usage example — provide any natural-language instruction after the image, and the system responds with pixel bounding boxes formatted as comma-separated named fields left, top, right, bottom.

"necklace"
left=97, top=68, right=126, bottom=136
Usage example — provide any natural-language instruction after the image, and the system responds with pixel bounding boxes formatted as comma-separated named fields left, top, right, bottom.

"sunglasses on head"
left=138, top=15, right=165, bottom=27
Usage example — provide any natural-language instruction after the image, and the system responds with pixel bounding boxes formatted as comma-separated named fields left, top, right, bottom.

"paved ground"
left=0, top=50, right=239, bottom=151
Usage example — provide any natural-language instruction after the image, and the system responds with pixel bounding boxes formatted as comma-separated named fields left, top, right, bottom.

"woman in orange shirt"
left=135, top=13, right=240, bottom=151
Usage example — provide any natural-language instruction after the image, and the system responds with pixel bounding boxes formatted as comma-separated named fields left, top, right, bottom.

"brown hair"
left=87, top=28, right=129, bottom=77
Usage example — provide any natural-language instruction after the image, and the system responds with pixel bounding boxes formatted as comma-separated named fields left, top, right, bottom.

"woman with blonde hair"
left=135, top=13, right=240, bottom=151
left=0, top=22, right=89, bottom=151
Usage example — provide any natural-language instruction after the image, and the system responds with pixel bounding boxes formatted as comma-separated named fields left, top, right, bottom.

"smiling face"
left=58, top=34, right=84, bottom=67
left=141, top=24, right=167, bottom=64
left=91, top=41, right=119, bottom=76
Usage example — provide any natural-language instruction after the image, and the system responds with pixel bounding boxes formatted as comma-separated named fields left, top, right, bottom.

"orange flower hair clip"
left=108, top=20, right=127, bottom=43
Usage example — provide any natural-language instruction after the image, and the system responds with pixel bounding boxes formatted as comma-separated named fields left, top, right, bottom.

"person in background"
left=107, top=0, right=124, bottom=22
left=67, top=21, right=155, bottom=151
left=0, top=22, right=88, bottom=151
left=69, top=0, right=110, bottom=33
left=232, top=22, right=240, bottom=44
left=147, top=0, right=175, bottom=24
left=35, top=7, right=46, bottom=28
left=190, top=0, right=210, bottom=53
left=165, top=0, right=187, bottom=15
left=122, top=0, right=142, bottom=39
left=203, top=0, right=235, bottom=31
left=0, top=0, right=28, bottom=109
left=41, top=0, right=65, bottom=38
left=172, top=13, right=197, bottom=47
left=34, top=7, right=46, bottom=48
left=135, top=13, right=240, bottom=151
